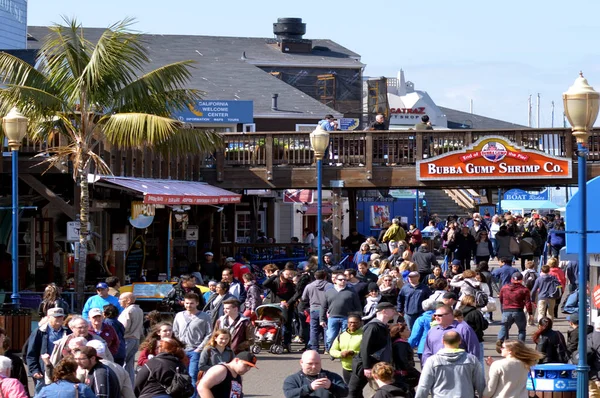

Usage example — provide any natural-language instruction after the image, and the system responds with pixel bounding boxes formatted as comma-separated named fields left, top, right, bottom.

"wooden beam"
left=19, top=174, right=76, bottom=220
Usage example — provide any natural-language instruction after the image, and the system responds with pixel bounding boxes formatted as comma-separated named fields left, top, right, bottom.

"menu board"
left=132, top=282, right=175, bottom=298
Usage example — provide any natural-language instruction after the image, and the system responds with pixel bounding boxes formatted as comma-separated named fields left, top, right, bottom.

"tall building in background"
left=0, top=0, right=27, bottom=49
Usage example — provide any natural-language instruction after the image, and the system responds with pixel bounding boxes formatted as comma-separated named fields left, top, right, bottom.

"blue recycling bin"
left=526, top=363, right=576, bottom=397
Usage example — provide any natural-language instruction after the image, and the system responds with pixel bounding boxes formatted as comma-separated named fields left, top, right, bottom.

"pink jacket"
left=549, top=267, right=566, bottom=288
left=0, top=376, right=28, bottom=398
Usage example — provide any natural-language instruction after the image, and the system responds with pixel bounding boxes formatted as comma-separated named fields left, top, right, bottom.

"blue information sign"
left=173, top=100, right=253, bottom=124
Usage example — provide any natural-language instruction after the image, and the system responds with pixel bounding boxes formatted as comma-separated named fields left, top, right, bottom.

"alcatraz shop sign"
left=417, top=136, right=572, bottom=181
left=173, top=100, right=253, bottom=124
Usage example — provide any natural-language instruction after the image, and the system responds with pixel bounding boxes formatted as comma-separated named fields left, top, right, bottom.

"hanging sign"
left=186, top=226, right=199, bottom=241
left=112, top=233, right=129, bottom=252
left=417, top=136, right=572, bottom=181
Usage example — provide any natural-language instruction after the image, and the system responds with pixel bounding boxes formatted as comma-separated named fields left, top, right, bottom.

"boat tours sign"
left=417, top=136, right=572, bottom=181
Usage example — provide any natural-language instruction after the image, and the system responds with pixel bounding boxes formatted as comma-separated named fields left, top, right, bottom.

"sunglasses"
left=433, top=313, right=449, bottom=318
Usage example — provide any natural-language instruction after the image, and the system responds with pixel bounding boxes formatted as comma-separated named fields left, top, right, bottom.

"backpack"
left=464, top=280, right=489, bottom=308
left=549, top=277, right=563, bottom=300
left=145, top=362, right=195, bottom=398
left=524, top=271, right=538, bottom=290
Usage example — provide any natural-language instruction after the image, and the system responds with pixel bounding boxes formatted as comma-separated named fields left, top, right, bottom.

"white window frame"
left=234, top=211, right=266, bottom=243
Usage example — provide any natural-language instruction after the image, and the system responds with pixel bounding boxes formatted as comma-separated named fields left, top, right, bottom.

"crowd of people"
left=0, top=210, right=588, bottom=397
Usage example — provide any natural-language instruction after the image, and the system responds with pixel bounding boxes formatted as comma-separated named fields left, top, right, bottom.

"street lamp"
left=563, top=72, right=599, bottom=398
left=2, top=108, right=28, bottom=308
left=310, top=126, right=330, bottom=268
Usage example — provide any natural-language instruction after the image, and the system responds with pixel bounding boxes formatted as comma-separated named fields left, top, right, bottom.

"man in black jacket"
left=74, top=346, right=120, bottom=398
left=163, top=274, right=205, bottom=312
left=348, top=302, right=397, bottom=398
left=412, top=243, right=439, bottom=283
left=264, top=265, right=297, bottom=352
left=283, top=349, right=348, bottom=398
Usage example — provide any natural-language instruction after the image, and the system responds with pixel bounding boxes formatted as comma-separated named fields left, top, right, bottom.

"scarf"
left=363, top=295, right=381, bottom=316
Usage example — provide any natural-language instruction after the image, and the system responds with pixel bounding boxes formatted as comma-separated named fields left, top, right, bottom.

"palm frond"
left=0, top=52, right=54, bottom=93
left=102, top=113, right=180, bottom=148
left=154, top=127, right=224, bottom=156
left=80, top=18, right=149, bottom=102
left=113, top=61, right=200, bottom=112
left=115, top=88, right=204, bottom=116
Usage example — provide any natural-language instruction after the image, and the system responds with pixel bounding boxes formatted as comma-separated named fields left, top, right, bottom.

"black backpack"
left=524, top=271, right=538, bottom=290
left=464, top=280, right=489, bottom=308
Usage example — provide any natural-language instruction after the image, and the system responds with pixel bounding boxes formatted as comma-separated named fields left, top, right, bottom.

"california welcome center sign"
left=417, top=136, right=572, bottom=181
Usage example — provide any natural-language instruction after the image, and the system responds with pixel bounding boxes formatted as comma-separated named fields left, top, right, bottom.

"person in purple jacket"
left=422, top=304, right=481, bottom=364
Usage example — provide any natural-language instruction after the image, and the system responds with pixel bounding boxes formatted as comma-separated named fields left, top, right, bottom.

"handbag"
left=509, top=237, right=520, bottom=256
left=481, top=296, right=497, bottom=313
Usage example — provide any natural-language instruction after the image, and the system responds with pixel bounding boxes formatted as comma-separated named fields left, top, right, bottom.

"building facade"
left=0, top=0, right=27, bottom=49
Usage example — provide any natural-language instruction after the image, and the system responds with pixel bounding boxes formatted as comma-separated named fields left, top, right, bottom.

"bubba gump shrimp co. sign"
left=417, top=136, right=572, bottom=181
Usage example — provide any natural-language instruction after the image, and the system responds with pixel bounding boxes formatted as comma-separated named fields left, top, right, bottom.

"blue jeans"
left=34, top=378, right=45, bottom=394
left=325, top=317, right=347, bottom=351
left=491, top=238, right=498, bottom=257
left=404, top=313, right=419, bottom=330
left=309, top=310, right=324, bottom=351
left=124, top=338, right=139, bottom=387
left=186, top=350, right=200, bottom=398
left=497, top=311, right=527, bottom=342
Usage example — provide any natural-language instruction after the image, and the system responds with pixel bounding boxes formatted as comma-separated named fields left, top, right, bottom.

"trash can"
left=526, top=363, right=576, bottom=397
left=0, top=304, right=31, bottom=351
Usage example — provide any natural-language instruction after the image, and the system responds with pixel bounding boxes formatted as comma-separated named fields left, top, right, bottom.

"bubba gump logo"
left=417, top=136, right=572, bottom=181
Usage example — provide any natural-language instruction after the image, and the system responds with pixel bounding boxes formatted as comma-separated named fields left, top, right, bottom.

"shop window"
left=235, top=211, right=265, bottom=243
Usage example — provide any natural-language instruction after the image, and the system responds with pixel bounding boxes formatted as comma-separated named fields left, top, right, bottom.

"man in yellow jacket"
left=382, top=218, right=406, bottom=243
left=329, top=313, right=363, bottom=383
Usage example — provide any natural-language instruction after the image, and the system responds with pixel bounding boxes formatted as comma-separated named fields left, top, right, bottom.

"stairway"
left=424, top=189, right=475, bottom=219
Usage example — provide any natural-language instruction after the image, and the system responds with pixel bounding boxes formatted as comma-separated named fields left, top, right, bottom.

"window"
left=235, top=211, right=265, bottom=243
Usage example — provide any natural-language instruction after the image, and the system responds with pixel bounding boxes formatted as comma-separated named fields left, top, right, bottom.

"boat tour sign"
left=417, top=136, right=572, bottom=181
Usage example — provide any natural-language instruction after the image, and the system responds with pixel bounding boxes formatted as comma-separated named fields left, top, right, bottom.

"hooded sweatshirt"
left=302, top=279, right=333, bottom=312
left=411, top=245, right=439, bottom=274
left=415, top=348, right=485, bottom=398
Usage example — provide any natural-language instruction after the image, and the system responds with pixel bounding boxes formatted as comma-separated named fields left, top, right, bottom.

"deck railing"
left=4, top=127, right=598, bottom=181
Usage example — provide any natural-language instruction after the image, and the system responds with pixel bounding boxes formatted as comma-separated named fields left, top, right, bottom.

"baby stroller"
left=250, top=304, right=284, bottom=355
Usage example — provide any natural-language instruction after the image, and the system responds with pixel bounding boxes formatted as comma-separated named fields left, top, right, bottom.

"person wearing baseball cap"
left=81, top=282, right=123, bottom=321
left=197, top=351, right=257, bottom=397
left=202, top=251, right=219, bottom=282
left=26, top=307, right=70, bottom=393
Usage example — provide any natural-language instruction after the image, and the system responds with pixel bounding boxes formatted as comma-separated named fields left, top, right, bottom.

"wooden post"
left=265, top=134, right=273, bottom=181
left=365, top=132, right=373, bottom=180
left=565, top=129, right=574, bottom=159
left=416, top=131, right=424, bottom=161
left=332, top=188, right=343, bottom=261
left=216, top=149, right=224, bottom=182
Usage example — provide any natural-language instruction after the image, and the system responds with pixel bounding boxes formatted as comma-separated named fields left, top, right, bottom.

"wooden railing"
left=5, top=127, right=600, bottom=181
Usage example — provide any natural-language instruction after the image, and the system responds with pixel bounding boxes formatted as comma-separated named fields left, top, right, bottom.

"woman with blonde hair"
left=377, top=259, right=393, bottom=277
left=484, top=340, right=544, bottom=397
left=199, top=329, right=234, bottom=371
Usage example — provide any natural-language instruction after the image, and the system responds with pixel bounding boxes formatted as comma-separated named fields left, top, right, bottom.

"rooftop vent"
left=273, top=17, right=312, bottom=54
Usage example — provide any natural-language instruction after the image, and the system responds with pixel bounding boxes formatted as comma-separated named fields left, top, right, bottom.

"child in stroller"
left=251, top=304, right=285, bottom=354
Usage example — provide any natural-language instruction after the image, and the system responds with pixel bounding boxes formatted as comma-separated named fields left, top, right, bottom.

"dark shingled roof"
left=440, top=106, right=526, bottom=129
left=26, top=27, right=361, bottom=119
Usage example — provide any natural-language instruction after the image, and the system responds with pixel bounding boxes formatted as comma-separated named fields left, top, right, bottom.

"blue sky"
left=27, top=0, right=600, bottom=127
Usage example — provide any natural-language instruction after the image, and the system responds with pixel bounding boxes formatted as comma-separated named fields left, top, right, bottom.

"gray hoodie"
left=172, top=310, right=212, bottom=351
left=302, top=279, right=332, bottom=312
left=415, top=348, right=485, bottom=398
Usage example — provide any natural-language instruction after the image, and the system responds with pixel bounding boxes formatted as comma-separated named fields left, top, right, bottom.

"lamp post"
left=563, top=72, right=600, bottom=398
left=310, top=126, right=330, bottom=268
left=2, top=108, right=28, bottom=308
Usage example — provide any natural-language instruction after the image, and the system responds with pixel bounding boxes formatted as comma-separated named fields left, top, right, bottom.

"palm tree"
left=0, top=18, right=222, bottom=303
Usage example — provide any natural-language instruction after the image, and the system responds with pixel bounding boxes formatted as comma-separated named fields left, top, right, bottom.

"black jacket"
left=88, top=362, right=121, bottom=398
left=290, top=271, right=315, bottom=311
left=536, top=329, right=568, bottom=363
left=283, top=369, right=349, bottom=398
left=461, top=305, right=487, bottom=342
left=372, top=384, right=410, bottom=398
left=163, top=282, right=205, bottom=312
left=569, top=325, right=594, bottom=358
left=263, top=274, right=296, bottom=304
left=354, top=318, right=392, bottom=372
left=588, top=331, right=600, bottom=380
left=454, top=233, right=476, bottom=258
left=134, top=353, right=189, bottom=398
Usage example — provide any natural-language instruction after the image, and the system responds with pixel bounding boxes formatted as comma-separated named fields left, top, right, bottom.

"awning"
left=96, top=177, right=241, bottom=205
left=500, top=200, right=559, bottom=211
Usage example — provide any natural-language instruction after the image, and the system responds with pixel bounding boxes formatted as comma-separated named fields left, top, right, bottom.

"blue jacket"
left=565, top=261, right=578, bottom=287
left=531, top=274, right=560, bottom=300
left=82, top=295, right=123, bottom=320
left=547, top=230, right=566, bottom=247
left=36, top=380, right=96, bottom=397
left=491, top=264, right=520, bottom=288
left=26, top=323, right=70, bottom=376
left=408, top=310, right=434, bottom=354
left=397, top=283, right=431, bottom=315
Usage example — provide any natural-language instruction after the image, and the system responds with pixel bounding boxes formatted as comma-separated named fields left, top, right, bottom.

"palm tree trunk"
left=77, top=166, right=89, bottom=310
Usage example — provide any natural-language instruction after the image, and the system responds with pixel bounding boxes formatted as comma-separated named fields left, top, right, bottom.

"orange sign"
left=594, top=285, right=600, bottom=309
left=417, top=136, right=572, bottom=181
